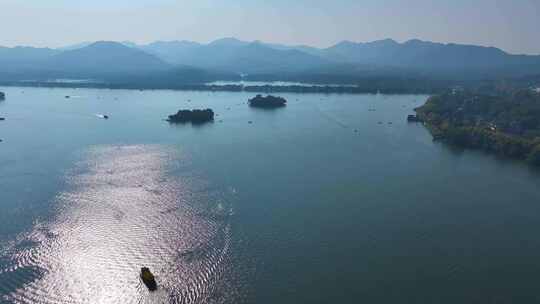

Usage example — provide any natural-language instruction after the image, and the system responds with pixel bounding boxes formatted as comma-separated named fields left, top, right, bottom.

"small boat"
left=140, top=267, right=157, bottom=291
left=407, top=115, right=422, bottom=122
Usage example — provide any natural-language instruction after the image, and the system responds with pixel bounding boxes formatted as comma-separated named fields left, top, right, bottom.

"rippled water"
left=1, top=145, right=235, bottom=303
left=2, top=87, right=540, bottom=303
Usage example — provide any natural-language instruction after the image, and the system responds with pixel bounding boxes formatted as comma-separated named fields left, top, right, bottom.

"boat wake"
left=0, top=145, right=237, bottom=304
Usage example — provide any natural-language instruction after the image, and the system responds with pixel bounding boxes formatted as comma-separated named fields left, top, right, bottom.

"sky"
left=0, top=0, right=539, bottom=54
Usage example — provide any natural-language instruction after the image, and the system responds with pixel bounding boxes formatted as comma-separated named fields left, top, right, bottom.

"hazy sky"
left=0, top=0, right=539, bottom=54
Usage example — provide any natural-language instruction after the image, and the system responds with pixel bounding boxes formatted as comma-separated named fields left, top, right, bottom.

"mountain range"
left=1, top=38, right=540, bottom=85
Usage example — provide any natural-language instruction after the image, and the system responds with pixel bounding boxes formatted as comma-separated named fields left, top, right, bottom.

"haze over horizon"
left=1, top=0, right=539, bottom=55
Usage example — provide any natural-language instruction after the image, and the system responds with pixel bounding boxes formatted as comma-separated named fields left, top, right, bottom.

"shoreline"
left=0, top=81, right=441, bottom=95
left=415, top=93, right=540, bottom=166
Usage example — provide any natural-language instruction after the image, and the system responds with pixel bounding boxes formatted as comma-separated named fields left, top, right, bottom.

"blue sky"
left=0, top=0, right=539, bottom=54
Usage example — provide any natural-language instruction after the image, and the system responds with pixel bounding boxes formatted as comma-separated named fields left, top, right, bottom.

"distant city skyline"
left=0, top=0, right=539, bottom=54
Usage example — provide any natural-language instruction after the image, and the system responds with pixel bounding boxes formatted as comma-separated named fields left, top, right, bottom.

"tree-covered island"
left=248, top=95, right=287, bottom=108
left=166, top=109, right=214, bottom=124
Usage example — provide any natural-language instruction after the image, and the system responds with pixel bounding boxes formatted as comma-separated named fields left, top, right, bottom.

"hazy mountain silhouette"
left=207, top=37, right=249, bottom=48
left=0, top=46, right=59, bottom=70
left=117, top=37, right=540, bottom=77
left=205, top=41, right=330, bottom=73
left=44, top=41, right=169, bottom=76
left=320, top=39, right=540, bottom=71
left=57, top=42, right=94, bottom=51
left=1, top=38, right=540, bottom=85
left=124, top=38, right=329, bottom=73
left=139, top=40, right=202, bottom=64
left=0, top=41, right=243, bottom=83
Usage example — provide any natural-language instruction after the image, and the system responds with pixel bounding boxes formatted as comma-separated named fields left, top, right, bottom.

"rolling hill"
left=44, top=41, right=170, bottom=76
left=1, top=38, right=540, bottom=85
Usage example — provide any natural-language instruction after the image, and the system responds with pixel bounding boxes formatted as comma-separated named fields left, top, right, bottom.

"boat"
left=407, top=114, right=422, bottom=122
left=140, top=267, right=157, bottom=291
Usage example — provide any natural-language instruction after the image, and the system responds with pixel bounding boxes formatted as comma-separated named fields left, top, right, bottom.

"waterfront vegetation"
left=415, top=88, right=540, bottom=165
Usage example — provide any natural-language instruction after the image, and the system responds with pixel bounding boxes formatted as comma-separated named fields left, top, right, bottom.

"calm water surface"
left=205, top=81, right=357, bottom=87
left=1, top=87, right=540, bottom=303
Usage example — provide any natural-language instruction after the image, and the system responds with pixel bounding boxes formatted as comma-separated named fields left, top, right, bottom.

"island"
left=0, top=92, right=5, bottom=100
left=166, top=109, right=214, bottom=124
left=248, top=94, right=287, bottom=108
left=415, top=88, right=540, bottom=166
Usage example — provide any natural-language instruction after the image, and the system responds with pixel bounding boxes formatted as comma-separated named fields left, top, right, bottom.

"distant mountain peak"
left=87, top=41, right=127, bottom=48
left=335, top=40, right=356, bottom=47
left=378, top=38, right=398, bottom=43
left=9, top=37, right=535, bottom=81
left=209, top=37, right=248, bottom=47
left=60, top=41, right=137, bottom=51
left=370, top=38, right=399, bottom=46
left=45, top=40, right=170, bottom=76
left=334, top=38, right=399, bottom=48
left=247, top=40, right=266, bottom=47
left=121, top=41, right=139, bottom=48
left=404, top=38, right=426, bottom=44
left=213, top=37, right=243, bottom=42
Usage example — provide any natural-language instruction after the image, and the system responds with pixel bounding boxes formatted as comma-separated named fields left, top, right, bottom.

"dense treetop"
left=415, top=88, right=540, bottom=165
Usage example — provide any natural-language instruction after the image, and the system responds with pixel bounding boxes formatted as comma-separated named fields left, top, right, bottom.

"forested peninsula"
left=414, top=88, right=540, bottom=165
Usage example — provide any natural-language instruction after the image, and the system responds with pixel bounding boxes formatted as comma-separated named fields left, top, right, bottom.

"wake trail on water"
left=0, top=145, right=240, bottom=304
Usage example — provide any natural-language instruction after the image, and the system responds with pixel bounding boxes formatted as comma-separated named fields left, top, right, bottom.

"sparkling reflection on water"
left=1, top=145, right=235, bottom=304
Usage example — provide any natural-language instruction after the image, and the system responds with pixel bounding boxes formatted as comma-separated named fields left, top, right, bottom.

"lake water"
left=1, top=87, right=540, bottom=304
left=205, top=81, right=357, bottom=87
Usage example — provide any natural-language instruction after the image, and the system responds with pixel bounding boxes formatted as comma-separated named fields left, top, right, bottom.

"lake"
left=1, top=87, right=540, bottom=304
left=205, top=81, right=357, bottom=87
